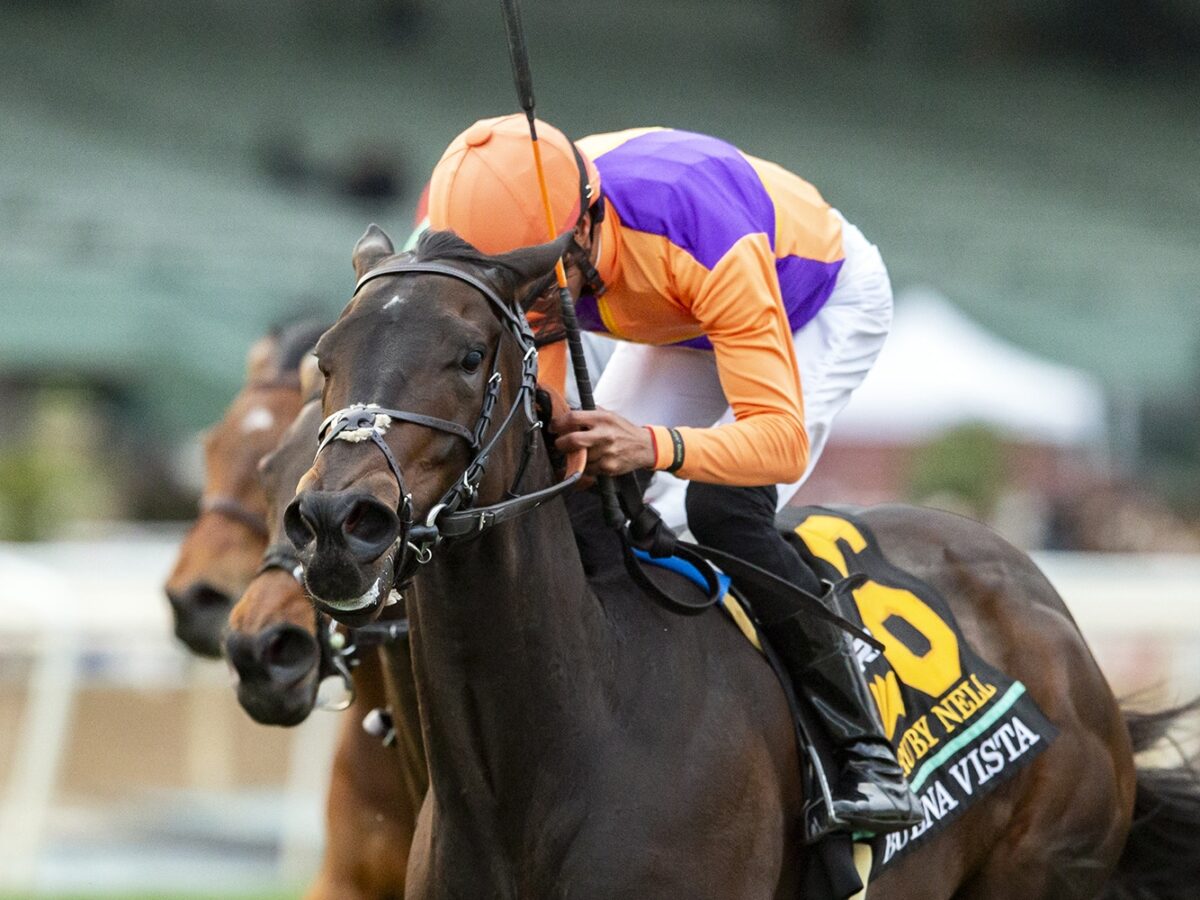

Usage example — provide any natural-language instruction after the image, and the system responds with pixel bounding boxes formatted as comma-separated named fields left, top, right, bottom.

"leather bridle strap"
left=319, top=258, right=583, bottom=588
left=200, top=495, right=270, bottom=539
left=256, top=543, right=305, bottom=582
left=433, top=471, right=582, bottom=539
left=347, top=619, right=410, bottom=648
left=318, top=404, right=476, bottom=449
left=354, top=260, right=530, bottom=336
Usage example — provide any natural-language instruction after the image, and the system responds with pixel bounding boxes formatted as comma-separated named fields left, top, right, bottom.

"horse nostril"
left=170, top=582, right=232, bottom=612
left=262, top=626, right=318, bottom=675
left=343, top=498, right=396, bottom=547
left=284, top=497, right=315, bottom=550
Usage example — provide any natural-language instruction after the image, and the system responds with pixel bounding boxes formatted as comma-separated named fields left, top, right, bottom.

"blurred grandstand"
left=0, top=0, right=1198, bottom=895
left=2, top=0, right=1198, bottom=532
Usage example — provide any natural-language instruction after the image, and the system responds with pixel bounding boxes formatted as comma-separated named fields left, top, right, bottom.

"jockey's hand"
left=552, top=408, right=656, bottom=477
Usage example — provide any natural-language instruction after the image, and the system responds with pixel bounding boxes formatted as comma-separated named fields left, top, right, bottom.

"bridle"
left=311, top=259, right=584, bottom=595
left=199, top=495, right=270, bottom=539
left=196, top=375, right=304, bottom=540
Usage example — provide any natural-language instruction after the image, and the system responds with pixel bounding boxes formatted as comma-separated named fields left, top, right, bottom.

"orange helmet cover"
left=429, top=114, right=600, bottom=255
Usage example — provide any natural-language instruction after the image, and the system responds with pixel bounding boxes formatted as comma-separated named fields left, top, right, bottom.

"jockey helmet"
left=429, top=114, right=601, bottom=255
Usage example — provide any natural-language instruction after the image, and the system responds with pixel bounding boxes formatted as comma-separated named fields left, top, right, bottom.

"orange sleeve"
left=654, top=233, right=809, bottom=485
left=536, top=339, right=568, bottom=397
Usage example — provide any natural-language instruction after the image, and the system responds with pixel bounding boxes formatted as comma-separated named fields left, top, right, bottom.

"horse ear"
left=490, top=233, right=573, bottom=293
left=298, top=353, right=324, bottom=400
left=246, top=334, right=281, bottom=383
left=352, top=224, right=395, bottom=279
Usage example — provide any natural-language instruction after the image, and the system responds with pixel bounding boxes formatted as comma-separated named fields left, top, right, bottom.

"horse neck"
left=356, top=644, right=427, bottom=812
left=406, top=447, right=609, bottom=822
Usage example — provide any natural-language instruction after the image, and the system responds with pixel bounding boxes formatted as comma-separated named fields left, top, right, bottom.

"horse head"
left=286, top=225, right=567, bottom=625
left=164, top=331, right=309, bottom=657
left=225, top=395, right=332, bottom=726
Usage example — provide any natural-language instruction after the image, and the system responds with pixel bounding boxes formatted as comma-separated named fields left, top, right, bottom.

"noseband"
left=311, top=260, right=582, bottom=592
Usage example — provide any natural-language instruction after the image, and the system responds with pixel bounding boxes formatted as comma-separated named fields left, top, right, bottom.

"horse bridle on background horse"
left=199, top=494, right=270, bottom=540
left=311, top=259, right=584, bottom=593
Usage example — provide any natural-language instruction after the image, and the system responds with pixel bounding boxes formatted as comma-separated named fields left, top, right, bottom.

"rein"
left=311, top=260, right=583, bottom=593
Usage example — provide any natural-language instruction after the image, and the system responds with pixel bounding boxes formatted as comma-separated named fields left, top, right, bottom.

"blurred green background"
left=2, top=0, right=1198, bottom=534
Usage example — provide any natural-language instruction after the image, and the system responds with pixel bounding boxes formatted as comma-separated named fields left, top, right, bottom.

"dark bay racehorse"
left=289, top=225, right=1200, bottom=898
left=226, top=397, right=425, bottom=899
left=164, top=321, right=324, bottom=656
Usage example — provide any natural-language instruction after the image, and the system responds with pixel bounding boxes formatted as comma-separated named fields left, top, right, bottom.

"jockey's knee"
left=685, top=483, right=778, bottom=550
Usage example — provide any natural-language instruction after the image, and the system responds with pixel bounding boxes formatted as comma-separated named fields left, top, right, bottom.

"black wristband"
left=665, top=427, right=685, bottom=473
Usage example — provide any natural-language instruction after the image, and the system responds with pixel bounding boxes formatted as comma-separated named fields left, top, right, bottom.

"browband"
left=354, top=261, right=529, bottom=335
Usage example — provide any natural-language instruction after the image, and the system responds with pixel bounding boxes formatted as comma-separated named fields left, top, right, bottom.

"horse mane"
left=414, top=230, right=542, bottom=301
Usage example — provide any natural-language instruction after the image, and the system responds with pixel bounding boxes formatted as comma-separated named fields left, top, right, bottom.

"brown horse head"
left=164, top=322, right=323, bottom=657
left=225, top=397, right=330, bottom=725
left=285, top=225, right=567, bottom=623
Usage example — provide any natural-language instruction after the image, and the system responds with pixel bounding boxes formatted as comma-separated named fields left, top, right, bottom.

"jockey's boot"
left=783, top=580, right=924, bottom=834
left=683, top=482, right=922, bottom=834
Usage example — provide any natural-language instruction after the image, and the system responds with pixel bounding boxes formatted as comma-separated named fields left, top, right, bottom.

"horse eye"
left=462, top=349, right=484, bottom=372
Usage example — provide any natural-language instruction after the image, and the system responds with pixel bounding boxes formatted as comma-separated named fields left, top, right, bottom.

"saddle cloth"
left=787, top=506, right=1058, bottom=873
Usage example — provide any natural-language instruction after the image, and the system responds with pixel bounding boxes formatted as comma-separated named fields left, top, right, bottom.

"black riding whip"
left=498, top=0, right=625, bottom=527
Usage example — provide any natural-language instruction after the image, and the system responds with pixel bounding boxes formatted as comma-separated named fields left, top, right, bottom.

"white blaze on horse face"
left=383, top=294, right=402, bottom=311
left=241, top=406, right=275, bottom=434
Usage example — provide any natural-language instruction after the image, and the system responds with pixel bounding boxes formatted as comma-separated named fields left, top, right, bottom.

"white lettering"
left=877, top=713, right=1046, bottom=867
left=995, top=721, right=1022, bottom=761
left=883, top=828, right=909, bottom=863
left=980, top=736, right=1006, bottom=781
left=966, top=746, right=987, bottom=783
left=932, top=780, right=959, bottom=817
left=948, top=758, right=975, bottom=795
left=1011, top=716, right=1041, bottom=755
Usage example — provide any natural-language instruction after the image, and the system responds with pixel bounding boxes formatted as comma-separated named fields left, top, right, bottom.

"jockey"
left=427, top=115, right=921, bottom=833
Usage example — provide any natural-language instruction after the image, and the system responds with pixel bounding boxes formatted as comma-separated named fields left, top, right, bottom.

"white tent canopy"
left=835, top=289, right=1107, bottom=446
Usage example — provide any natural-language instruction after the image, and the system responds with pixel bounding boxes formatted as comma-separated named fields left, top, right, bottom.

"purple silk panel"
left=594, top=129, right=776, bottom=268
left=572, top=292, right=607, bottom=333
left=591, top=129, right=842, bottom=349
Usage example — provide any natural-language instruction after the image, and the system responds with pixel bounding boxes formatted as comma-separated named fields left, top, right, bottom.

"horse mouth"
left=306, top=543, right=402, bottom=623
left=234, top=679, right=319, bottom=727
left=315, top=573, right=385, bottom=613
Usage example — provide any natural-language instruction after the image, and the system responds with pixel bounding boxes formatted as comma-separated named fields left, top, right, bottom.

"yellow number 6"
left=795, top=515, right=962, bottom=698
